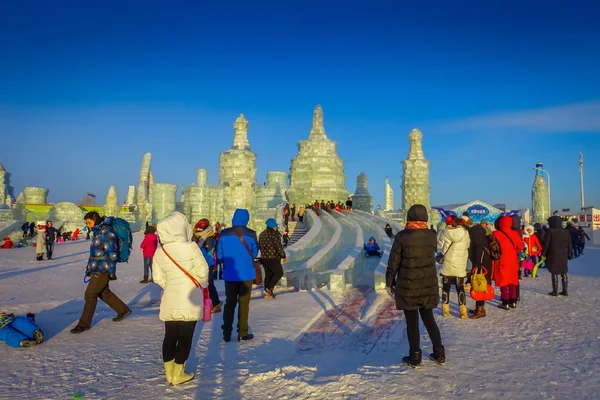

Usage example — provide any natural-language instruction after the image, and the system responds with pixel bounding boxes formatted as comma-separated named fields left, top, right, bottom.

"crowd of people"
left=386, top=205, right=584, bottom=368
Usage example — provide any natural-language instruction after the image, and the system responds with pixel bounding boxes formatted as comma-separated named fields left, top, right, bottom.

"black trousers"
left=441, top=276, right=466, bottom=305
left=403, top=308, right=443, bottom=353
left=163, top=321, right=197, bottom=364
left=223, top=280, right=253, bottom=337
left=262, top=259, right=284, bottom=290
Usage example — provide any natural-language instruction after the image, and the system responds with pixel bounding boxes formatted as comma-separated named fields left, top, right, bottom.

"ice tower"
left=532, top=162, right=550, bottom=224
left=104, top=185, right=118, bottom=216
left=287, top=105, right=349, bottom=206
left=384, top=177, right=394, bottom=211
left=219, top=114, right=257, bottom=229
left=401, top=128, right=431, bottom=216
left=0, top=163, right=14, bottom=205
left=352, top=172, right=372, bottom=212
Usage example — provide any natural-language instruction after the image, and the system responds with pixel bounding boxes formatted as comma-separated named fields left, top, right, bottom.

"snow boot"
left=36, top=254, right=43, bottom=261
left=549, top=274, right=559, bottom=296
left=459, top=305, right=468, bottom=319
left=442, top=304, right=450, bottom=317
left=238, top=333, right=254, bottom=341
left=497, top=300, right=510, bottom=310
left=469, top=306, right=486, bottom=319
left=20, top=339, right=37, bottom=347
left=140, top=276, right=149, bottom=284
left=33, top=329, right=44, bottom=344
left=509, top=299, right=517, bottom=309
left=112, top=309, right=131, bottom=322
left=164, top=360, right=175, bottom=385
left=70, top=324, right=90, bottom=334
left=171, top=363, right=194, bottom=386
left=211, top=302, right=223, bottom=314
left=402, top=349, right=422, bottom=368
left=429, top=346, right=446, bottom=365
left=560, top=274, right=568, bottom=296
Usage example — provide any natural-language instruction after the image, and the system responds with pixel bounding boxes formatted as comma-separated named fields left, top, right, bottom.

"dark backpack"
left=487, top=235, right=502, bottom=261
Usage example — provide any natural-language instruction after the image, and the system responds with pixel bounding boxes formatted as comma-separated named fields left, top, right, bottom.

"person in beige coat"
left=153, top=212, right=209, bottom=386
left=35, top=222, right=46, bottom=261
left=437, top=216, right=471, bottom=318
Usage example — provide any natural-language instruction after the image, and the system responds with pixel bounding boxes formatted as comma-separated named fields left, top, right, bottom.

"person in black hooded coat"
left=542, top=216, right=572, bottom=296
left=386, top=204, right=444, bottom=368
left=533, top=223, right=545, bottom=268
left=468, top=222, right=492, bottom=318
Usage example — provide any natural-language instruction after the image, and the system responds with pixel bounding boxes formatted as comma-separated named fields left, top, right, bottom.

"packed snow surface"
left=1, top=235, right=599, bottom=399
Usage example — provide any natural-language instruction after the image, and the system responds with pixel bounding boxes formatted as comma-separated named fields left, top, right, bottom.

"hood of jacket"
left=368, top=236, right=376, bottom=243
left=524, top=225, right=534, bottom=236
left=157, top=212, right=192, bottom=245
left=548, top=215, right=563, bottom=229
left=498, top=216, right=513, bottom=232
left=232, top=209, right=250, bottom=227
left=407, top=204, right=428, bottom=222
left=533, top=223, right=542, bottom=231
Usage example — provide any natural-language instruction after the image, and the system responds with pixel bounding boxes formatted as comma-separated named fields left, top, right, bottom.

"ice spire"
left=407, top=128, right=425, bottom=160
left=308, top=105, right=327, bottom=140
left=232, top=114, right=250, bottom=150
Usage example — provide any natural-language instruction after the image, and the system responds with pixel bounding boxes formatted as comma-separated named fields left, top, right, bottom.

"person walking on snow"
left=467, top=220, right=493, bottom=318
left=194, top=219, right=223, bottom=313
left=387, top=204, right=444, bottom=368
left=70, top=212, right=131, bottom=334
left=28, top=222, right=35, bottom=238
left=577, top=227, right=590, bottom=256
left=259, top=219, right=286, bottom=299
left=543, top=216, right=572, bottom=296
left=21, top=222, right=29, bottom=239
left=139, top=225, right=158, bottom=283
left=152, top=212, right=209, bottom=386
left=217, top=209, right=258, bottom=342
left=492, top=216, right=525, bottom=310
left=437, top=216, right=471, bottom=319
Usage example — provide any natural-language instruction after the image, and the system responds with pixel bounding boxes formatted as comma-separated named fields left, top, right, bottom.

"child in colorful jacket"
left=139, top=225, right=158, bottom=283
left=0, top=313, right=44, bottom=348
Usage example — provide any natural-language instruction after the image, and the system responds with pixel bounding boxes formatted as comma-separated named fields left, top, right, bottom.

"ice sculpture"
left=255, top=171, right=288, bottom=209
left=384, top=177, right=394, bottom=211
left=151, top=183, right=177, bottom=223
left=0, top=163, right=14, bottom=204
left=287, top=105, right=349, bottom=206
left=24, top=187, right=49, bottom=204
left=219, top=114, right=257, bottom=228
left=401, top=129, right=431, bottom=214
left=48, top=202, right=85, bottom=231
left=532, top=163, right=550, bottom=224
left=352, top=172, right=372, bottom=212
left=183, top=169, right=224, bottom=226
left=125, top=186, right=136, bottom=206
left=104, top=185, right=118, bottom=216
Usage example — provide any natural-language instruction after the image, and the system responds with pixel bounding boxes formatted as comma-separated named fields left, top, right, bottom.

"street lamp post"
left=533, top=166, right=551, bottom=215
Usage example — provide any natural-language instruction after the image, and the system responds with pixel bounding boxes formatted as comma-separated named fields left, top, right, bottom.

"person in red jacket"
left=492, top=216, right=525, bottom=310
left=140, top=225, right=159, bottom=283
left=523, top=225, right=542, bottom=275
left=1, top=236, right=13, bottom=249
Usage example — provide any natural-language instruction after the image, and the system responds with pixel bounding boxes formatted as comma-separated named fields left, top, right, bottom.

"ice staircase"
left=286, top=221, right=308, bottom=246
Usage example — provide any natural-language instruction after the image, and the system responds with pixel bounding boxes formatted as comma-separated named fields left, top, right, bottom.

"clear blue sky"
left=1, top=0, right=599, bottom=213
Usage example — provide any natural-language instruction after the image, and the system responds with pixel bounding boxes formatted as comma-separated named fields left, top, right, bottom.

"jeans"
left=143, top=257, right=153, bottom=277
left=163, top=321, right=197, bottom=364
left=78, top=272, right=129, bottom=328
left=262, top=258, right=283, bottom=291
left=403, top=308, right=443, bottom=353
left=208, top=268, right=220, bottom=307
left=223, top=280, right=253, bottom=337
left=441, top=276, right=466, bottom=305
left=45, top=242, right=55, bottom=259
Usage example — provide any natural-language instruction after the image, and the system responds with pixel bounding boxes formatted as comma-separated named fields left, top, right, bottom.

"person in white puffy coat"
left=153, top=212, right=209, bottom=386
left=437, top=216, right=471, bottom=319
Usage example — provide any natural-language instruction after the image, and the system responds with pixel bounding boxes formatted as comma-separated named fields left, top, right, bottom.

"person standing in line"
left=345, top=197, right=353, bottom=212
left=437, top=216, right=471, bottom=319
left=139, top=225, right=158, bottom=283
left=468, top=220, right=493, bottom=318
left=543, top=216, right=572, bottom=296
left=259, top=219, right=286, bottom=299
left=523, top=225, right=542, bottom=274
left=152, top=212, right=209, bottom=386
left=298, top=205, right=305, bottom=223
left=566, top=221, right=580, bottom=258
left=70, top=212, right=131, bottom=334
left=492, top=216, right=524, bottom=310
left=194, top=218, right=223, bottom=313
left=387, top=204, right=444, bottom=368
left=217, top=209, right=258, bottom=342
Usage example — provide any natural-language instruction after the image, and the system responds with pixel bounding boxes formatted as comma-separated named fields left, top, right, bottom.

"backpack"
left=106, top=218, right=133, bottom=263
left=487, top=235, right=501, bottom=261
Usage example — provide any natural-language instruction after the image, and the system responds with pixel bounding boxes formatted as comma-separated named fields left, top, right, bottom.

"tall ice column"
left=384, top=177, right=394, bottom=211
left=532, top=162, right=550, bottom=224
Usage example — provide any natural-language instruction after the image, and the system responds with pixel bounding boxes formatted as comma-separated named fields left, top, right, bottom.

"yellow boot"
left=442, top=304, right=450, bottom=317
left=164, top=360, right=175, bottom=385
left=171, top=363, right=195, bottom=386
left=459, top=305, right=468, bottom=319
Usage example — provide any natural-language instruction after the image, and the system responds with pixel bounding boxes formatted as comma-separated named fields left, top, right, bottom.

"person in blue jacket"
left=217, top=209, right=258, bottom=342
left=0, top=313, right=43, bottom=348
left=364, top=236, right=382, bottom=257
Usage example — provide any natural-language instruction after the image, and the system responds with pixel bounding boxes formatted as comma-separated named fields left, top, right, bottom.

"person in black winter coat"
left=468, top=222, right=492, bottom=318
left=577, top=228, right=590, bottom=255
left=566, top=222, right=581, bottom=258
left=44, top=221, right=58, bottom=260
left=386, top=204, right=444, bottom=368
left=346, top=197, right=353, bottom=212
left=533, top=223, right=546, bottom=268
left=258, top=219, right=287, bottom=298
left=542, top=216, right=572, bottom=296
left=28, top=222, right=35, bottom=238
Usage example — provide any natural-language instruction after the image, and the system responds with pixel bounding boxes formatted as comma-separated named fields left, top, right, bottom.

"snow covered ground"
left=1, top=235, right=599, bottom=400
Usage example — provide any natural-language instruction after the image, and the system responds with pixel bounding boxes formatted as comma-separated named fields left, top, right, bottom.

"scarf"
left=194, top=225, right=214, bottom=247
left=406, top=221, right=429, bottom=230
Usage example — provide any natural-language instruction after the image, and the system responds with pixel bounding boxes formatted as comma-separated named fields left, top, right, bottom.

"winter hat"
left=445, top=216, right=454, bottom=224
left=524, top=225, right=535, bottom=235
left=266, top=218, right=278, bottom=229
left=195, top=218, right=210, bottom=231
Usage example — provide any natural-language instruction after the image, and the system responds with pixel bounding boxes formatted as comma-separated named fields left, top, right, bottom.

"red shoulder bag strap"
left=161, top=246, right=203, bottom=290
